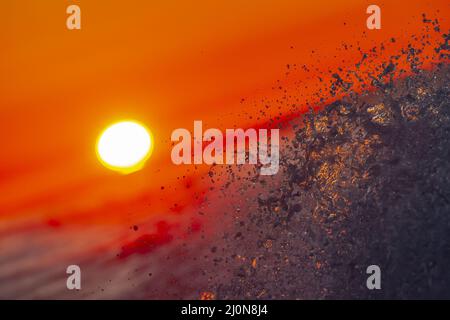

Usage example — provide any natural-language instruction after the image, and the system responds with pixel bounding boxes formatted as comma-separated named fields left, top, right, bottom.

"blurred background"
left=0, top=0, right=448, bottom=298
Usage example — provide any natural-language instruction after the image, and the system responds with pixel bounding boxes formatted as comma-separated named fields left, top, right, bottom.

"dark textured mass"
left=203, top=63, right=450, bottom=299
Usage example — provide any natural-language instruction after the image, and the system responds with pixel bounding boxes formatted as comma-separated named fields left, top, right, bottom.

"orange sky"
left=0, top=0, right=448, bottom=226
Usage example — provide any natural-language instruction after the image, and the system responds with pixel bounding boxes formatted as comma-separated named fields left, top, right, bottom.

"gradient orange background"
left=0, top=0, right=448, bottom=298
left=1, top=0, right=447, bottom=221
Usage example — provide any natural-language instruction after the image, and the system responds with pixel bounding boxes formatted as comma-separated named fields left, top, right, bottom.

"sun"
left=96, top=120, right=154, bottom=174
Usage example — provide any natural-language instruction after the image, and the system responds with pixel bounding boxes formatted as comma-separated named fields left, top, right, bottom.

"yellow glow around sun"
left=96, top=120, right=153, bottom=174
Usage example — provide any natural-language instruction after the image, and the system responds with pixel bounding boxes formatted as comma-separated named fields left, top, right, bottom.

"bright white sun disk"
left=96, top=121, right=153, bottom=173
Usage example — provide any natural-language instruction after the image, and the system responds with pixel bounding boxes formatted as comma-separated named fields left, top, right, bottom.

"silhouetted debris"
left=202, top=20, right=450, bottom=299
